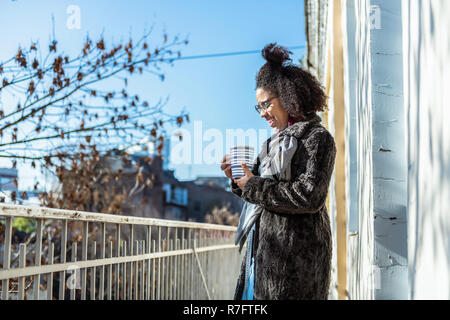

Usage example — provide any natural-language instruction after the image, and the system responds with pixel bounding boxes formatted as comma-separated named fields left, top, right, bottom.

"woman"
left=220, top=43, right=336, bottom=300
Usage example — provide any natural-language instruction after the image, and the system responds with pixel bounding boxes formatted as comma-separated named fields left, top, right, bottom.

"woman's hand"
left=220, top=154, right=233, bottom=179
left=233, top=163, right=254, bottom=190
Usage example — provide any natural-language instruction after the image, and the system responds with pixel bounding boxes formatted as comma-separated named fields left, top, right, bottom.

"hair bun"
left=261, top=43, right=292, bottom=68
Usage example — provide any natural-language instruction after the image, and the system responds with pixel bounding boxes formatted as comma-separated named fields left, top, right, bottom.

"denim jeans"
left=242, top=257, right=254, bottom=300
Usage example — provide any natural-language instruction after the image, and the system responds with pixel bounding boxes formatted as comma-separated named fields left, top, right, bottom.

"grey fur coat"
left=230, top=114, right=336, bottom=300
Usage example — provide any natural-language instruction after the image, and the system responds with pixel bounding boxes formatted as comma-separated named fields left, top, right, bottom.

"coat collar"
left=278, top=113, right=322, bottom=140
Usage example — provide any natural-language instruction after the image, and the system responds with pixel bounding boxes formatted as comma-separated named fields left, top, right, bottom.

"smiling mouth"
left=267, top=118, right=275, bottom=127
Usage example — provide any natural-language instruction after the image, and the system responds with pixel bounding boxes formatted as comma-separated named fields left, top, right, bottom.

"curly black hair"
left=256, top=43, right=328, bottom=121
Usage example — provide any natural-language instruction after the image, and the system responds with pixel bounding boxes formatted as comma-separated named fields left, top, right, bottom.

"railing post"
left=161, top=238, right=165, bottom=300
left=33, top=218, right=43, bottom=300
left=134, top=240, right=138, bottom=300
left=18, top=243, right=26, bottom=300
left=128, top=224, right=134, bottom=300
left=181, top=228, right=185, bottom=300
left=140, top=240, right=144, bottom=300
left=169, top=239, right=173, bottom=300
left=115, top=224, right=121, bottom=300
left=188, top=229, right=195, bottom=300
left=90, top=241, right=96, bottom=300
left=81, top=221, right=88, bottom=300
left=107, top=241, right=113, bottom=300
left=174, top=228, right=178, bottom=300
left=152, top=239, right=156, bottom=300
left=122, top=240, right=127, bottom=300
left=146, top=225, right=151, bottom=300
left=99, top=222, right=105, bottom=300
left=165, top=226, right=170, bottom=299
left=157, top=226, right=161, bottom=300
left=47, top=242, right=54, bottom=300
left=70, top=242, right=77, bottom=300
left=1, top=216, right=12, bottom=300
left=59, top=219, right=67, bottom=300
left=175, top=238, right=180, bottom=300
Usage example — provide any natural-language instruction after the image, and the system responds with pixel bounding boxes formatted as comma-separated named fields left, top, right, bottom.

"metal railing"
left=0, top=204, right=243, bottom=300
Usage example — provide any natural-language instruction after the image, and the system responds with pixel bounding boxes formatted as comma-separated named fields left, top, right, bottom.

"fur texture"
left=231, top=114, right=336, bottom=300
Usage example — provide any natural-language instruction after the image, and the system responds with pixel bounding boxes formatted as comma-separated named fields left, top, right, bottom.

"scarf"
left=234, top=129, right=299, bottom=253
left=234, top=129, right=298, bottom=299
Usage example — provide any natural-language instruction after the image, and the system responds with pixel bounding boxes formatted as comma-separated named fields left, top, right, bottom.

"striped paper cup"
left=230, top=146, right=254, bottom=178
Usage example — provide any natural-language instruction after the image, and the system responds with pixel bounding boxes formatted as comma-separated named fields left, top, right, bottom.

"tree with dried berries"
left=0, top=25, right=189, bottom=214
left=205, top=204, right=239, bottom=227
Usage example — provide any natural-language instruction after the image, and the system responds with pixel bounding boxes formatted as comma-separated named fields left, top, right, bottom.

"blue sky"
left=0, top=0, right=306, bottom=190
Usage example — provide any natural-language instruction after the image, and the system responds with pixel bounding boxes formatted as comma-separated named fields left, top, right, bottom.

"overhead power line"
left=166, top=45, right=306, bottom=62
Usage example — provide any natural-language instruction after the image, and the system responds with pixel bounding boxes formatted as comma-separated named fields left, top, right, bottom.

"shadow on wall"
left=406, top=0, right=450, bottom=299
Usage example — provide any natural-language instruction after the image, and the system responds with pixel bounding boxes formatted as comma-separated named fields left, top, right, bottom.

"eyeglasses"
left=254, top=96, right=277, bottom=114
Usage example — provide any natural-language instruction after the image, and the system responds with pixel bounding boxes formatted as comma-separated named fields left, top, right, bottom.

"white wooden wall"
left=370, top=0, right=408, bottom=300
left=403, top=0, right=450, bottom=300
left=305, top=0, right=450, bottom=300
left=343, top=0, right=376, bottom=300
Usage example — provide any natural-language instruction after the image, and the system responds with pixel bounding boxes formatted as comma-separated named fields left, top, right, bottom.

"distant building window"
left=162, top=183, right=171, bottom=203
left=0, top=176, right=16, bottom=190
left=172, top=187, right=187, bottom=206
left=162, top=183, right=187, bottom=206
